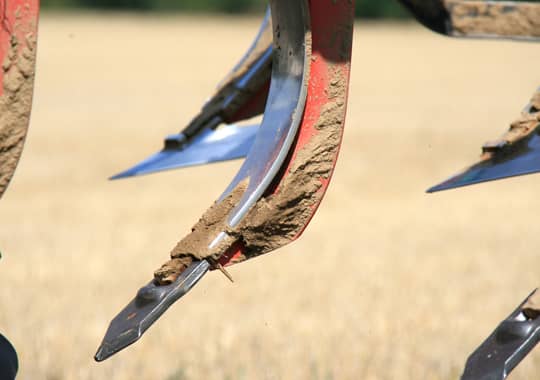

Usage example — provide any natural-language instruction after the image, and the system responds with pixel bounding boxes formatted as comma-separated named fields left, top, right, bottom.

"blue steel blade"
left=428, top=133, right=540, bottom=193
left=110, top=124, right=259, bottom=180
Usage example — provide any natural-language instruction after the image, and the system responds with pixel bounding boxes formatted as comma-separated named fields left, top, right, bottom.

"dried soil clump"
left=154, top=181, right=247, bottom=284
left=482, top=89, right=540, bottom=154
left=446, top=0, right=540, bottom=38
left=0, top=33, right=37, bottom=198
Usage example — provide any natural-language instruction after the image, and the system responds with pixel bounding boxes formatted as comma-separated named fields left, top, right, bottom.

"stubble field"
left=1, top=13, right=540, bottom=380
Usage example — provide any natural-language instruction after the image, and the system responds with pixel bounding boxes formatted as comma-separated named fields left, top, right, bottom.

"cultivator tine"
left=461, top=289, right=540, bottom=380
left=399, top=0, right=540, bottom=41
left=97, top=0, right=355, bottom=361
left=0, top=0, right=39, bottom=199
left=111, top=9, right=272, bottom=179
left=428, top=88, right=540, bottom=192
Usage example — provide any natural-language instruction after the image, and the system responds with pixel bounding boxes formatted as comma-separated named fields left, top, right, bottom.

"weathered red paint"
left=0, top=0, right=39, bottom=96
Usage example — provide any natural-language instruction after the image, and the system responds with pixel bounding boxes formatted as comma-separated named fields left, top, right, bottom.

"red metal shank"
left=218, top=0, right=355, bottom=267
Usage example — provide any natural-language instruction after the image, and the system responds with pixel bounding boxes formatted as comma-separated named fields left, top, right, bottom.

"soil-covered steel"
left=0, top=31, right=37, bottom=198
left=154, top=62, right=349, bottom=284
left=482, top=89, right=540, bottom=153
left=446, top=0, right=540, bottom=38
left=154, top=181, right=247, bottom=284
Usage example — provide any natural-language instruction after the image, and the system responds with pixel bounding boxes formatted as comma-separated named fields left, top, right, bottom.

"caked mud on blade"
left=399, top=0, right=540, bottom=41
left=111, top=11, right=272, bottom=179
left=110, top=124, right=258, bottom=179
left=0, top=0, right=40, bottom=199
left=429, top=89, right=540, bottom=193
left=95, top=261, right=210, bottom=362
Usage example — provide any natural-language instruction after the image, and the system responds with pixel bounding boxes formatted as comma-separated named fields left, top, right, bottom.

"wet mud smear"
left=446, top=0, right=540, bottom=38
left=154, top=64, right=348, bottom=285
left=0, top=32, right=37, bottom=198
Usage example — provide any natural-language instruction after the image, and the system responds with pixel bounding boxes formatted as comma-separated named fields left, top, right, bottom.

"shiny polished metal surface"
left=94, top=261, right=210, bottom=362
left=110, top=124, right=259, bottom=179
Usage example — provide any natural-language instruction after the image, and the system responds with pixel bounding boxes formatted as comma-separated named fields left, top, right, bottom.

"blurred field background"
left=40, top=0, right=410, bottom=18
left=2, top=6, right=540, bottom=380
left=38, top=0, right=540, bottom=15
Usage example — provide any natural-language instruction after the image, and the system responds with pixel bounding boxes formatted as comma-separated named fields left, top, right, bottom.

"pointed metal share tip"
left=461, top=289, right=540, bottom=380
left=427, top=132, right=540, bottom=193
left=110, top=124, right=259, bottom=180
left=94, top=260, right=210, bottom=362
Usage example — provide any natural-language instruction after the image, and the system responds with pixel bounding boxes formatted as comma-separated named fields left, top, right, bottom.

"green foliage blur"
left=41, top=0, right=410, bottom=18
